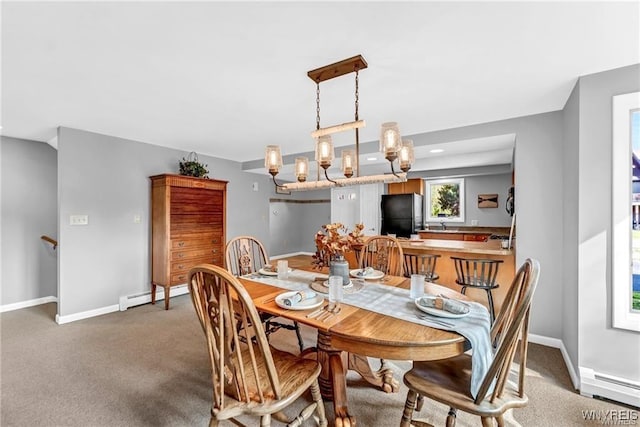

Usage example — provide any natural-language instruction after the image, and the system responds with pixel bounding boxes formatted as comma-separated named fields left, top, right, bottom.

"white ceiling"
left=2, top=2, right=638, bottom=178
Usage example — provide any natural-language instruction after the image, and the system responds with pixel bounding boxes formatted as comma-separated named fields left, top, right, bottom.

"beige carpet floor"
left=0, top=295, right=634, bottom=426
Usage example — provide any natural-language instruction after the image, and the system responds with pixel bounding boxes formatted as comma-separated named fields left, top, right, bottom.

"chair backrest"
left=225, top=236, right=269, bottom=277
left=358, top=236, right=404, bottom=276
left=188, top=264, right=283, bottom=411
left=404, top=253, right=440, bottom=279
left=474, top=258, right=540, bottom=405
left=451, top=257, right=503, bottom=289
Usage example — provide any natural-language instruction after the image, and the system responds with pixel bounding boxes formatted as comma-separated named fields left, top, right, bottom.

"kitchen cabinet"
left=418, top=232, right=489, bottom=242
left=150, top=174, right=227, bottom=309
left=387, top=178, right=424, bottom=195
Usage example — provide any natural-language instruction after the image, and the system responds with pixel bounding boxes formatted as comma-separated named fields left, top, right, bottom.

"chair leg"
left=445, top=408, right=457, bottom=427
left=496, top=414, right=505, bottom=427
left=481, top=417, right=495, bottom=427
left=310, top=380, right=328, bottom=427
left=415, top=394, right=424, bottom=411
left=460, top=286, right=467, bottom=295
left=486, top=289, right=496, bottom=324
left=294, top=321, right=305, bottom=352
left=400, top=389, right=418, bottom=427
left=260, top=413, right=271, bottom=427
left=208, top=416, right=219, bottom=427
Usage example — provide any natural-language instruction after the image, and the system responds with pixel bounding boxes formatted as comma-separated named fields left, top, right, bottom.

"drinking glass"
left=410, top=274, right=425, bottom=299
left=277, top=260, right=289, bottom=279
left=328, top=275, right=344, bottom=310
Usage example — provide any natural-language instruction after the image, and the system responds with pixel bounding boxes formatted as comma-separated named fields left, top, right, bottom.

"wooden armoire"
left=150, top=174, right=227, bottom=309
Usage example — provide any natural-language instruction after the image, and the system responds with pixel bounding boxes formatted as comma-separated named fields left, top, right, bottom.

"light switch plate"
left=70, top=215, right=89, bottom=225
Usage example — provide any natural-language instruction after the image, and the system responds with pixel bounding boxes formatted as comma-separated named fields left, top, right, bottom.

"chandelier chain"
left=355, top=69, right=359, bottom=121
left=316, top=82, right=321, bottom=131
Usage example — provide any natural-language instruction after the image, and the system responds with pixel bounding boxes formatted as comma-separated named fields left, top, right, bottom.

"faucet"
left=440, top=221, right=446, bottom=230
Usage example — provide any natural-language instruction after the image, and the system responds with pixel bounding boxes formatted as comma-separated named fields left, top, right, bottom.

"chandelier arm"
left=271, top=173, right=286, bottom=189
left=354, top=68, right=360, bottom=177
left=389, top=160, right=402, bottom=178
left=324, top=167, right=339, bottom=185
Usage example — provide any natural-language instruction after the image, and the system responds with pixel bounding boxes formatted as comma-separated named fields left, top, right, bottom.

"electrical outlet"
left=471, top=220, right=479, bottom=226
left=70, top=215, right=89, bottom=225
left=133, top=214, right=141, bottom=224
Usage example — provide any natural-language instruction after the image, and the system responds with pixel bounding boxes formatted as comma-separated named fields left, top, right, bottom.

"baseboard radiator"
left=118, top=285, right=189, bottom=311
left=580, top=367, right=640, bottom=408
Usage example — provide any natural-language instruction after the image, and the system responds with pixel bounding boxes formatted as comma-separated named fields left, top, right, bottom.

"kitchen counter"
left=400, top=238, right=513, bottom=256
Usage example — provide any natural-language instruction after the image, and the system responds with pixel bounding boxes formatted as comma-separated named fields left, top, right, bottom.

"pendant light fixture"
left=266, top=55, right=414, bottom=191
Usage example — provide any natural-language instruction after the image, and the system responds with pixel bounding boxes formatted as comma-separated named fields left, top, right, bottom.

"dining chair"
left=225, top=236, right=304, bottom=352
left=451, top=256, right=504, bottom=324
left=399, top=258, right=540, bottom=427
left=188, top=264, right=328, bottom=427
left=403, top=253, right=440, bottom=282
left=358, top=235, right=405, bottom=276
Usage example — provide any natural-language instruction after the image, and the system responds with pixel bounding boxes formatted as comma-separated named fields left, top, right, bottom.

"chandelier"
left=265, top=55, right=414, bottom=191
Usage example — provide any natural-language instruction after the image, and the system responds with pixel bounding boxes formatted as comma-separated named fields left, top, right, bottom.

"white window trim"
left=426, top=178, right=465, bottom=223
left=612, top=91, right=640, bottom=332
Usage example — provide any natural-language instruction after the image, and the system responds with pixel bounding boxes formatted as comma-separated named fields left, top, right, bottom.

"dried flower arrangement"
left=312, top=222, right=365, bottom=269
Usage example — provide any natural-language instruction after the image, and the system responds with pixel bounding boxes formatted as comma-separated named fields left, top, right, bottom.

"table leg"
left=151, top=282, right=157, bottom=305
left=317, top=331, right=356, bottom=427
left=348, top=354, right=400, bottom=393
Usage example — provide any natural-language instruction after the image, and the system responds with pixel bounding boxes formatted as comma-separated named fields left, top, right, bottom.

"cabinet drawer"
left=171, top=246, right=222, bottom=261
left=170, top=256, right=223, bottom=284
left=419, top=232, right=462, bottom=240
left=170, top=188, right=223, bottom=213
left=171, top=255, right=223, bottom=273
left=171, top=234, right=223, bottom=249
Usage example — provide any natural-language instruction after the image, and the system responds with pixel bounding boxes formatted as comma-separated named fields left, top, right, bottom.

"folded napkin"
left=356, top=267, right=375, bottom=277
left=282, top=291, right=317, bottom=306
left=417, top=296, right=470, bottom=315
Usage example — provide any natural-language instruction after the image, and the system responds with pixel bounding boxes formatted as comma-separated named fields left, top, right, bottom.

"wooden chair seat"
left=217, top=344, right=321, bottom=412
left=404, top=354, right=528, bottom=419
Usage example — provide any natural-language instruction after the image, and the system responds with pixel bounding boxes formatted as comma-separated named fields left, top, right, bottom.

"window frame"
left=612, top=91, right=640, bottom=332
left=425, top=178, right=465, bottom=223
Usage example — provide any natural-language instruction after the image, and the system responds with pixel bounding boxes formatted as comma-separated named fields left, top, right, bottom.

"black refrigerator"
left=380, top=193, right=424, bottom=238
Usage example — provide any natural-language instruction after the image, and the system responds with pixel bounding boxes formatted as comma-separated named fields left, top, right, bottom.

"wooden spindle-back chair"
left=358, top=236, right=405, bottom=276
left=403, top=253, right=441, bottom=282
left=224, top=236, right=304, bottom=352
left=188, top=264, right=327, bottom=427
left=400, top=258, right=540, bottom=427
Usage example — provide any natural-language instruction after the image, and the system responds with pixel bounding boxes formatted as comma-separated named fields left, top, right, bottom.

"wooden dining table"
left=238, top=255, right=471, bottom=427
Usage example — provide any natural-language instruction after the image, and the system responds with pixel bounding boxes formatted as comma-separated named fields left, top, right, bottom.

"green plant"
left=179, top=152, right=209, bottom=178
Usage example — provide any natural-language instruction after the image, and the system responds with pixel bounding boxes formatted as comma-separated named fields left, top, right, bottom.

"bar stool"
left=403, top=253, right=440, bottom=282
left=451, top=256, right=503, bottom=324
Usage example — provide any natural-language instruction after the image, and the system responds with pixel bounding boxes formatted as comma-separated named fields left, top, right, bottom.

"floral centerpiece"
left=312, top=222, right=365, bottom=269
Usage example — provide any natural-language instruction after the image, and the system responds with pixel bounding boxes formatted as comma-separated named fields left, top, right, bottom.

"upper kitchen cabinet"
left=387, top=178, right=424, bottom=195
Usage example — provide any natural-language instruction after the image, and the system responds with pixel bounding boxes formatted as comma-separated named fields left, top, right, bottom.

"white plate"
left=259, top=267, right=292, bottom=276
left=275, top=291, right=324, bottom=311
left=349, top=269, right=385, bottom=280
left=415, top=296, right=470, bottom=319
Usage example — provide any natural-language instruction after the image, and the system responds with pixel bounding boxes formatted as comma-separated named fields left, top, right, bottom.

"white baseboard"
left=270, top=251, right=313, bottom=260
left=0, top=296, right=57, bottom=313
left=56, top=285, right=190, bottom=324
left=56, top=303, right=119, bottom=324
left=579, top=367, right=640, bottom=408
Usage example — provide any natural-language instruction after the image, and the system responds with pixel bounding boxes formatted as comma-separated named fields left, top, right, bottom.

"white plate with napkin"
left=349, top=267, right=384, bottom=280
left=275, top=291, right=324, bottom=310
left=415, top=294, right=471, bottom=318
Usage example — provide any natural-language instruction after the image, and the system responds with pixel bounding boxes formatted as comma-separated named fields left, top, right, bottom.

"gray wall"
left=269, top=199, right=330, bottom=256
left=56, top=127, right=275, bottom=317
left=576, top=64, right=640, bottom=381
left=423, top=173, right=513, bottom=228
left=1, top=137, right=57, bottom=305
left=562, top=81, right=581, bottom=377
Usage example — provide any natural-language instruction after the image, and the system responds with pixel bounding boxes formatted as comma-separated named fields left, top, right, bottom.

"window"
left=613, top=91, right=640, bottom=331
left=426, top=178, right=465, bottom=223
